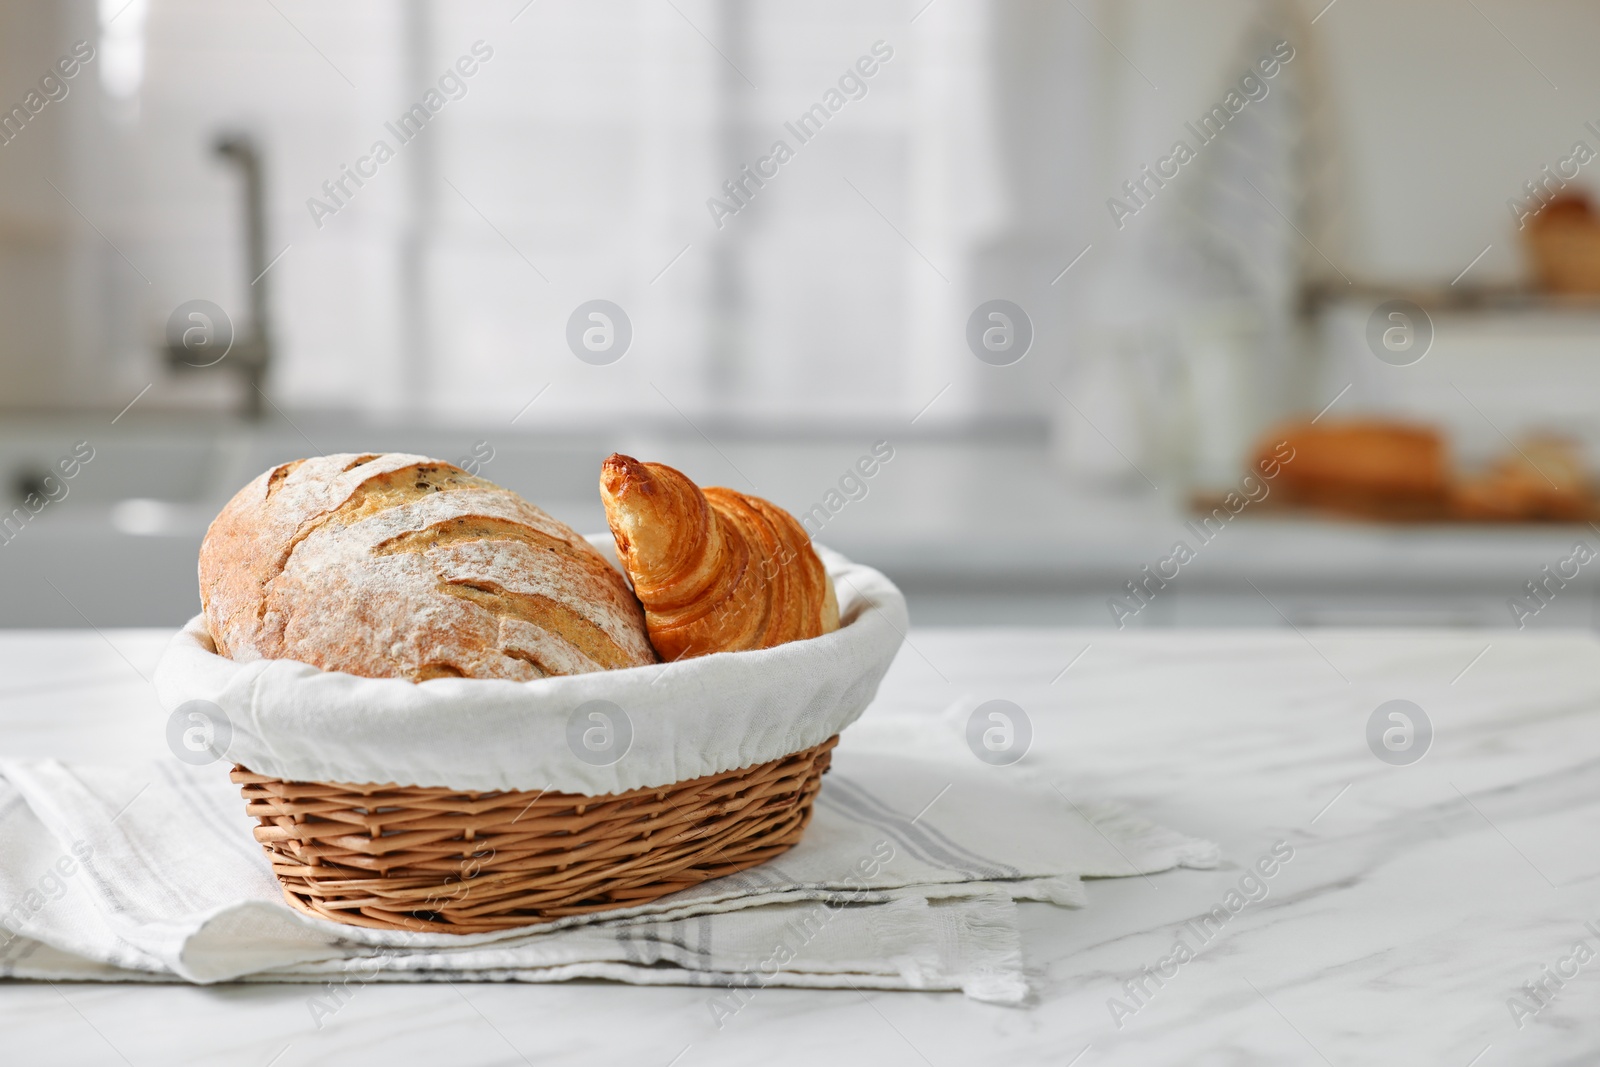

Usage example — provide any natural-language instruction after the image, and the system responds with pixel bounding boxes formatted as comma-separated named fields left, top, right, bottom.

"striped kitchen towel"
left=0, top=746, right=1216, bottom=1002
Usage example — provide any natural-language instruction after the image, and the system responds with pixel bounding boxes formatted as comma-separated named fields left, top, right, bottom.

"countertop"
left=2, top=625, right=1599, bottom=1064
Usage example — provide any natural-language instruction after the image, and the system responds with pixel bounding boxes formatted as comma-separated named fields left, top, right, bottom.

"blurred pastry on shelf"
left=1450, top=435, right=1590, bottom=522
left=1524, top=191, right=1600, bottom=295
left=1233, top=420, right=1596, bottom=524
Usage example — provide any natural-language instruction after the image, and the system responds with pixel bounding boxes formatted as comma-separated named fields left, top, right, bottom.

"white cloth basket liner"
left=153, top=543, right=907, bottom=795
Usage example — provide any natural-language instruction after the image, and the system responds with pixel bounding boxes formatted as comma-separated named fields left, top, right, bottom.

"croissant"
left=599, top=454, right=839, bottom=661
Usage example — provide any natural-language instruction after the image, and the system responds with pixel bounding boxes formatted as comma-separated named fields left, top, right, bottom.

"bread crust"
left=199, top=453, right=657, bottom=681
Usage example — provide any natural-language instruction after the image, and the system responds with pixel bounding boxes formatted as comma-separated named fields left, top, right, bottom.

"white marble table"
left=2, top=626, right=1598, bottom=1065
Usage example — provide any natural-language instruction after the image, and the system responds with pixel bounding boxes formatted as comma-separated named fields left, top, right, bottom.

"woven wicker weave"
left=232, top=736, right=837, bottom=933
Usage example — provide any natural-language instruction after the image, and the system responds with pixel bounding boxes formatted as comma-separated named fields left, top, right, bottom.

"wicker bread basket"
left=155, top=545, right=904, bottom=935
left=229, top=737, right=838, bottom=933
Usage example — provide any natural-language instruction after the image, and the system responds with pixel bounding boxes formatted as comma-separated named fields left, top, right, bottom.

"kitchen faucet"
left=165, top=132, right=272, bottom=420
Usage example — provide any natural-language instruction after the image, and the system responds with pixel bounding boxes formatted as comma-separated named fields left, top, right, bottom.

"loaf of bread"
left=1260, top=420, right=1451, bottom=520
left=199, top=453, right=657, bottom=681
left=598, top=454, right=838, bottom=661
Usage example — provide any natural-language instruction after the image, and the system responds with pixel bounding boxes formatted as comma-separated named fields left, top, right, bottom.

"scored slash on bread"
left=598, top=453, right=839, bottom=661
left=200, top=453, right=658, bottom=682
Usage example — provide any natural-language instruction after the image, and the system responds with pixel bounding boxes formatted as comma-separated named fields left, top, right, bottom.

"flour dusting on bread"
left=200, top=453, right=657, bottom=681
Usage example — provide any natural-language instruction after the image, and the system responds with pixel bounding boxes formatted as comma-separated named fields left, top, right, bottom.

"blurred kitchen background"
left=4, top=0, right=1600, bottom=630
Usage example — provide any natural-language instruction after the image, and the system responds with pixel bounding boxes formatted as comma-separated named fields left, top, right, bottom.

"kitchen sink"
left=4, top=436, right=218, bottom=506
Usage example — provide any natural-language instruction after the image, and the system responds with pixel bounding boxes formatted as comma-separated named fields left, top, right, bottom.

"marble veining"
left=1, top=626, right=1597, bottom=1065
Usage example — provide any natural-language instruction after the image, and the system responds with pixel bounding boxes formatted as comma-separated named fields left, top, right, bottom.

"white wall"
left=1105, top=0, right=1600, bottom=286
left=1312, top=0, right=1600, bottom=284
left=0, top=2, right=87, bottom=408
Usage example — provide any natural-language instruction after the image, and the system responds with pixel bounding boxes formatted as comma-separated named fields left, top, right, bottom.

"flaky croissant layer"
left=599, top=454, right=839, bottom=661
